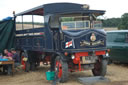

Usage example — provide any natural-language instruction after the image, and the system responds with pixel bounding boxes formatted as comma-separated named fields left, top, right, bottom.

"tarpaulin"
left=0, top=19, right=15, bottom=53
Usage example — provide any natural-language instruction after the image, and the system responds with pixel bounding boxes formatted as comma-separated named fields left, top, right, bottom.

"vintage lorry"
left=14, top=3, right=109, bottom=82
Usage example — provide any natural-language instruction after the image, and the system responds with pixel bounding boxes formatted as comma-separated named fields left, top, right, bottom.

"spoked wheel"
left=55, top=56, right=68, bottom=83
left=92, top=58, right=108, bottom=76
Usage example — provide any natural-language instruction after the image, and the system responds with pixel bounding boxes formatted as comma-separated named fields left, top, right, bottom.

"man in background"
left=4, top=49, right=13, bottom=60
left=11, top=48, right=20, bottom=67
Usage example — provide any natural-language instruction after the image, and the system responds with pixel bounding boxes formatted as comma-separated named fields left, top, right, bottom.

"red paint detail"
left=73, top=52, right=88, bottom=64
left=75, top=52, right=88, bottom=57
left=21, top=56, right=25, bottom=70
left=56, top=61, right=62, bottom=78
left=72, top=52, right=89, bottom=71
left=95, top=51, right=106, bottom=56
left=68, top=65, right=85, bottom=72
left=78, top=62, right=81, bottom=71
left=71, top=51, right=105, bottom=72
left=64, top=52, right=68, bottom=56
left=40, top=32, right=44, bottom=35
left=73, top=57, right=80, bottom=64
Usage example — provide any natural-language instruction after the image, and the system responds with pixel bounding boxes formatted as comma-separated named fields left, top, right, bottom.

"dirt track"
left=0, top=64, right=128, bottom=85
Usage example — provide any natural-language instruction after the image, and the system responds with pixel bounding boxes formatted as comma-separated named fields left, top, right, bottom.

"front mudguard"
left=50, top=52, right=68, bottom=71
left=56, top=52, right=68, bottom=62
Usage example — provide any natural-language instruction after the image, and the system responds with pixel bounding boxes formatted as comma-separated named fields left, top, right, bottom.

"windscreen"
left=107, top=32, right=127, bottom=43
left=61, top=16, right=90, bottom=30
left=60, top=16, right=102, bottom=30
left=93, top=21, right=102, bottom=29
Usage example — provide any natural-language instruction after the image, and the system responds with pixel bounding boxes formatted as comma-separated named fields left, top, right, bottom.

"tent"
left=0, top=19, right=15, bottom=53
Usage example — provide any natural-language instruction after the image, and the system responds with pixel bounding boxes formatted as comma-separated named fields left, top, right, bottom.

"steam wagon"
left=14, top=3, right=109, bottom=82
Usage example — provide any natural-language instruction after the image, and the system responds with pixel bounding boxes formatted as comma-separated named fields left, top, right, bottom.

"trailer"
left=14, top=3, right=109, bottom=82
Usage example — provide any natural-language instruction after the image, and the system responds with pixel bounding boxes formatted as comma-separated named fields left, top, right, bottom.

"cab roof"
left=15, top=3, right=105, bottom=16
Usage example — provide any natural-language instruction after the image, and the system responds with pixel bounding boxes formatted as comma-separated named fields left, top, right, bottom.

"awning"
left=15, top=3, right=105, bottom=16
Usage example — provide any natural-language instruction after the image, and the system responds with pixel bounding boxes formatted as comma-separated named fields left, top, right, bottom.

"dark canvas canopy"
left=15, top=3, right=105, bottom=16
left=0, top=20, right=15, bottom=53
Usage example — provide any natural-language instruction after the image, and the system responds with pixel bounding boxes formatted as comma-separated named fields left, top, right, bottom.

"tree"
left=102, top=18, right=121, bottom=27
left=118, top=13, right=128, bottom=29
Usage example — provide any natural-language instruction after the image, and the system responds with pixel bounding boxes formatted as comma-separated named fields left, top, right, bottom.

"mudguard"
left=56, top=52, right=68, bottom=62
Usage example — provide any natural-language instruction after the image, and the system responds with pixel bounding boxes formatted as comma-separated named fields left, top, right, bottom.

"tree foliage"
left=102, top=13, right=128, bottom=29
left=102, top=18, right=121, bottom=27
left=118, top=13, right=128, bottom=29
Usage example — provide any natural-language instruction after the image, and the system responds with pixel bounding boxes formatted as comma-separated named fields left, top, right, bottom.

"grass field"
left=16, top=24, right=118, bottom=31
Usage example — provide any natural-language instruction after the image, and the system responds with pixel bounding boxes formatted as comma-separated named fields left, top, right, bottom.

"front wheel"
left=55, top=56, right=68, bottom=83
left=92, top=58, right=108, bottom=76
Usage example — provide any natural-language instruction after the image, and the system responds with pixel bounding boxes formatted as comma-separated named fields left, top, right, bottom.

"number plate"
left=80, top=56, right=96, bottom=64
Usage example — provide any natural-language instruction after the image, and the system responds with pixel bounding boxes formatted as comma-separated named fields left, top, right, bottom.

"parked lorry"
left=14, top=3, right=109, bottom=82
left=107, top=30, right=128, bottom=63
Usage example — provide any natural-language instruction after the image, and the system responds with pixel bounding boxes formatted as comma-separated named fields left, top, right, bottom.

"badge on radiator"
left=90, top=33, right=96, bottom=42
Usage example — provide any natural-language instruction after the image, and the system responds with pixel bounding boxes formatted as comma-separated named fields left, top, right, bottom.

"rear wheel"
left=92, top=58, right=108, bottom=76
left=55, top=56, right=68, bottom=83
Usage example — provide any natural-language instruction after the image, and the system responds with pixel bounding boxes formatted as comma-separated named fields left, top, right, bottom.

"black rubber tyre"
left=55, top=56, right=68, bottom=83
left=92, top=59, right=108, bottom=76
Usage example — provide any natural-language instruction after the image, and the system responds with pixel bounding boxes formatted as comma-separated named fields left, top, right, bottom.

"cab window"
left=61, top=16, right=90, bottom=30
left=107, top=33, right=125, bottom=42
left=93, top=21, right=102, bottom=29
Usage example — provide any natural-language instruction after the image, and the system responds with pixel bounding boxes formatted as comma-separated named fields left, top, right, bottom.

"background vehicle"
left=107, top=30, right=128, bottom=63
left=14, top=3, right=109, bottom=82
